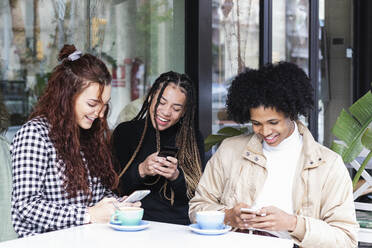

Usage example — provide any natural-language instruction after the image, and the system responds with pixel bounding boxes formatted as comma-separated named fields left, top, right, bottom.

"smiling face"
left=250, top=106, right=294, bottom=147
left=74, top=82, right=111, bottom=129
left=149, top=83, right=186, bottom=131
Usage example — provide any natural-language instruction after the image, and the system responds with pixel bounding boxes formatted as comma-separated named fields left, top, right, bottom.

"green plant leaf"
left=331, top=110, right=362, bottom=145
left=330, top=141, right=348, bottom=157
left=204, top=134, right=230, bottom=152
left=352, top=150, right=372, bottom=188
left=361, top=128, right=372, bottom=150
left=331, top=110, right=364, bottom=163
left=204, top=126, right=248, bottom=152
left=349, top=92, right=372, bottom=125
left=331, top=90, right=372, bottom=163
left=217, top=127, right=246, bottom=136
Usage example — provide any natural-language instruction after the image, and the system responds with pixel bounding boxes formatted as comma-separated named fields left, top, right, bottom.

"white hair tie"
left=68, top=50, right=82, bottom=61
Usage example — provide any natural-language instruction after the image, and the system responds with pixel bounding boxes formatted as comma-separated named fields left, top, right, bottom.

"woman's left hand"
left=246, top=206, right=297, bottom=232
left=153, top=156, right=179, bottom=181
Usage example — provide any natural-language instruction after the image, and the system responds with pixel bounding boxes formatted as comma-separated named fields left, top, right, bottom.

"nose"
left=160, top=105, right=172, bottom=116
left=94, top=105, right=105, bottom=119
left=261, top=125, right=271, bottom=137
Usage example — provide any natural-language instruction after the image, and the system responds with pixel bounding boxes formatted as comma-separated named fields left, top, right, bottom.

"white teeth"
left=86, top=116, right=95, bottom=121
left=158, top=116, right=168, bottom=122
left=265, top=135, right=277, bottom=140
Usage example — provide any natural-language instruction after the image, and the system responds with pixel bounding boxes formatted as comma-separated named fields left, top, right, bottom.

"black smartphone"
left=158, top=146, right=179, bottom=158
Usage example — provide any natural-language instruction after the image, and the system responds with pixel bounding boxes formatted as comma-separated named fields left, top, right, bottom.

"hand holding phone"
left=240, top=207, right=266, bottom=216
left=157, top=146, right=179, bottom=158
left=119, top=190, right=150, bottom=203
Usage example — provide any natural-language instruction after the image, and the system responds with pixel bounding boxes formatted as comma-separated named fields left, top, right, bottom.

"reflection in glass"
left=272, top=0, right=311, bottom=137
left=211, top=0, right=259, bottom=136
left=272, top=1, right=327, bottom=144
left=0, top=0, right=184, bottom=135
left=272, top=0, right=309, bottom=74
left=318, top=0, right=326, bottom=145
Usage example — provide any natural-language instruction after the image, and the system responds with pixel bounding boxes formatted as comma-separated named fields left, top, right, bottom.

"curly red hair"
left=30, top=44, right=118, bottom=198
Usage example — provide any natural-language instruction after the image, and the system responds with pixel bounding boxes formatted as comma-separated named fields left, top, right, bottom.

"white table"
left=0, top=221, right=293, bottom=248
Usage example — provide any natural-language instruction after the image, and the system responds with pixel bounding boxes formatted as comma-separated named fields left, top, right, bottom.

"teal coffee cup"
left=110, top=207, right=144, bottom=226
left=196, top=211, right=225, bottom=230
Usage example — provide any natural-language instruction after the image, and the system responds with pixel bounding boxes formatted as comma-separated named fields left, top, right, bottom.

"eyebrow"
left=88, top=98, right=111, bottom=104
left=251, top=119, right=278, bottom=123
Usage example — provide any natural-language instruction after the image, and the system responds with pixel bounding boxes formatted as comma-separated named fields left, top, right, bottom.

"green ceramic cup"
left=110, top=207, right=144, bottom=226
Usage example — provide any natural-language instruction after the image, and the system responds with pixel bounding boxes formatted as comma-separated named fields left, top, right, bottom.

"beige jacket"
left=189, top=122, right=358, bottom=248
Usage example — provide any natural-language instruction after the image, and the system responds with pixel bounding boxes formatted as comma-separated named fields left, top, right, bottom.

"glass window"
left=272, top=0, right=311, bottom=135
left=318, top=0, right=326, bottom=145
left=0, top=0, right=184, bottom=141
left=272, top=0, right=309, bottom=73
left=211, top=0, right=259, bottom=136
left=273, top=0, right=327, bottom=144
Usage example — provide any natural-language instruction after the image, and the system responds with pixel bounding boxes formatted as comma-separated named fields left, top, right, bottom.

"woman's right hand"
left=87, top=197, right=116, bottom=223
left=224, top=203, right=256, bottom=229
left=138, top=152, right=163, bottom=178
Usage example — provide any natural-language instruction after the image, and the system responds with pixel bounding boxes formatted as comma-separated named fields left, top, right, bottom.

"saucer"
left=189, top=224, right=231, bottom=235
left=108, top=220, right=150, bottom=231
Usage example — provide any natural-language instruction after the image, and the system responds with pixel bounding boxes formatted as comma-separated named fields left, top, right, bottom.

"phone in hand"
left=158, top=146, right=179, bottom=158
left=119, top=190, right=150, bottom=203
left=240, top=208, right=266, bottom=216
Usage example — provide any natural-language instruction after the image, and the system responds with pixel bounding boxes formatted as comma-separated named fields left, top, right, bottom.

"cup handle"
left=110, top=212, right=121, bottom=225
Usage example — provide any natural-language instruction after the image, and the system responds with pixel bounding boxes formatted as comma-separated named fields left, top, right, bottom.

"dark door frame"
left=185, top=0, right=212, bottom=137
left=353, top=0, right=372, bottom=101
left=308, top=0, right=320, bottom=141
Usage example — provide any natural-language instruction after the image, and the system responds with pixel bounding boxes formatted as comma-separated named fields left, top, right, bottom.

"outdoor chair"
left=0, top=135, right=18, bottom=242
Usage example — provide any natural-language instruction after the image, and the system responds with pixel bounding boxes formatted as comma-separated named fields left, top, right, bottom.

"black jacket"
left=112, top=118, right=205, bottom=225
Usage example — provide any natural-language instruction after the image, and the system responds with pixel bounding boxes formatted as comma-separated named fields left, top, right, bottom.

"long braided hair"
left=118, top=71, right=202, bottom=204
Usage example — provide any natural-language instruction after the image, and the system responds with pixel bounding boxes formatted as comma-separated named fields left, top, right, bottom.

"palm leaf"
left=204, top=126, right=248, bottom=152
left=204, top=134, right=229, bottom=152
left=217, top=126, right=248, bottom=136
left=361, top=127, right=372, bottom=150
left=331, top=91, right=372, bottom=163
left=353, top=128, right=372, bottom=187
left=330, top=140, right=348, bottom=157
left=349, top=93, right=372, bottom=124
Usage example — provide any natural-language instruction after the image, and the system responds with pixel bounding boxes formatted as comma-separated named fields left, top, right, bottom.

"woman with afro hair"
left=189, top=62, right=358, bottom=247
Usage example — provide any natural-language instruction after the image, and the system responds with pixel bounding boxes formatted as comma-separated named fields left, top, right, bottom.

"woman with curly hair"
left=112, top=71, right=205, bottom=225
left=189, top=62, right=358, bottom=247
left=11, top=44, right=136, bottom=237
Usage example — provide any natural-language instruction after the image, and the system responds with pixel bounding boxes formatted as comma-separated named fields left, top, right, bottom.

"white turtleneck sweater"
left=253, top=122, right=303, bottom=239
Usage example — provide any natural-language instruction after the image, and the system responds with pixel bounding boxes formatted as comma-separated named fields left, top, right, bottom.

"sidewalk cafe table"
left=0, top=221, right=294, bottom=248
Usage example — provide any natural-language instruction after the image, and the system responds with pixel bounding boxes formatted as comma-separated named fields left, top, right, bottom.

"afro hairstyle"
left=226, top=61, right=314, bottom=123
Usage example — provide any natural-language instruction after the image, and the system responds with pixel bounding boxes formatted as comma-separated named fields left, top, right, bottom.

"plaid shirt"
left=11, top=117, right=114, bottom=237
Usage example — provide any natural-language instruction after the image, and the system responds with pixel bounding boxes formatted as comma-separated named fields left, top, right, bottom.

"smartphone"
left=240, top=208, right=266, bottom=216
left=158, top=146, right=179, bottom=158
left=119, top=190, right=150, bottom=203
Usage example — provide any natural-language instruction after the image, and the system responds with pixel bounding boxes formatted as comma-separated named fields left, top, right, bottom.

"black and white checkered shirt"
left=11, top=117, right=114, bottom=237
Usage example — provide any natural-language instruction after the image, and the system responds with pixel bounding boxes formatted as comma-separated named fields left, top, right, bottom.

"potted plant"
left=331, top=87, right=372, bottom=189
left=204, top=126, right=249, bottom=152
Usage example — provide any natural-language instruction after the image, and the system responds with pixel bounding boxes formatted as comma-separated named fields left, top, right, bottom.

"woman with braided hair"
left=112, top=71, right=205, bottom=225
